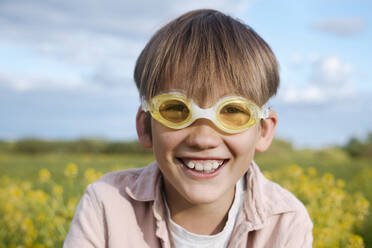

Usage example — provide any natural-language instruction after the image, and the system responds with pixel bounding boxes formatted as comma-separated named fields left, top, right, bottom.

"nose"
left=184, top=119, right=222, bottom=150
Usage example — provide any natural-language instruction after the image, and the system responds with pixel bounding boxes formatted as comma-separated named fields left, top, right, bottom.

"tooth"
left=212, top=161, right=219, bottom=169
left=187, top=161, right=195, bottom=169
left=195, top=164, right=203, bottom=171
left=204, top=162, right=212, bottom=171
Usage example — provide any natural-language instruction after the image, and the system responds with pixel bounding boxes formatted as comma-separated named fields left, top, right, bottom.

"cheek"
left=226, top=129, right=260, bottom=157
left=151, top=121, right=184, bottom=155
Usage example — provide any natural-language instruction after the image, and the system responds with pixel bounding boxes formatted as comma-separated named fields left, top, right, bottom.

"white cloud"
left=281, top=86, right=326, bottom=103
left=0, top=85, right=140, bottom=140
left=274, top=92, right=372, bottom=147
left=279, top=55, right=356, bottom=104
left=0, top=70, right=94, bottom=92
left=312, top=17, right=367, bottom=36
left=0, top=0, right=252, bottom=93
left=311, top=55, right=352, bottom=86
left=0, top=0, right=251, bottom=62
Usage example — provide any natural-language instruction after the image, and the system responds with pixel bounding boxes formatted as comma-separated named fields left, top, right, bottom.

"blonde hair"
left=134, top=9, right=279, bottom=131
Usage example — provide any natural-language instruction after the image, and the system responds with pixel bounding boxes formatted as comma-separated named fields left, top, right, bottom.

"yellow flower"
left=64, top=163, right=78, bottom=179
left=66, top=198, right=78, bottom=217
left=21, top=181, right=32, bottom=191
left=39, top=169, right=51, bottom=183
left=322, top=173, right=335, bottom=185
left=346, top=234, right=364, bottom=248
left=27, top=190, right=48, bottom=205
left=24, top=235, right=35, bottom=247
left=84, top=168, right=102, bottom=184
left=34, top=245, right=47, bottom=248
left=307, top=167, right=317, bottom=176
left=21, top=217, right=34, bottom=231
left=336, top=179, right=345, bottom=188
left=4, top=203, right=14, bottom=213
left=37, top=213, right=46, bottom=223
left=52, top=185, right=64, bottom=196
left=262, top=170, right=272, bottom=180
left=9, top=186, right=23, bottom=198
left=288, top=165, right=303, bottom=177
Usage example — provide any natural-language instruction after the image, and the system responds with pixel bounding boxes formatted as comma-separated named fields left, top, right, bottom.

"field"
left=0, top=139, right=371, bottom=247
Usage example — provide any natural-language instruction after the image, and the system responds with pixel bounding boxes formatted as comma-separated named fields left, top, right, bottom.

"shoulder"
left=264, top=180, right=314, bottom=246
left=245, top=162, right=313, bottom=232
left=64, top=164, right=160, bottom=247
left=249, top=162, right=311, bottom=222
left=258, top=175, right=313, bottom=246
left=261, top=177, right=313, bottom=237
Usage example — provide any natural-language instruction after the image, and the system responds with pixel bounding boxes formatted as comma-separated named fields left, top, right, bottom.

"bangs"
left=134, top=9, right=279, bottom=107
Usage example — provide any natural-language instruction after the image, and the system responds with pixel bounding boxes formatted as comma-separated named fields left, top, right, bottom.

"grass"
left=0, top=152, right=154, bottom=185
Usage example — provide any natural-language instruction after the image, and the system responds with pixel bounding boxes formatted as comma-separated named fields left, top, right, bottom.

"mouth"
left=177, top=157, right=228, bottom=175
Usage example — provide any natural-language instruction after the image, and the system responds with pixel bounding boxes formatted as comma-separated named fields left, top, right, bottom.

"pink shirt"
left=64, top=161, right=313, bottom=248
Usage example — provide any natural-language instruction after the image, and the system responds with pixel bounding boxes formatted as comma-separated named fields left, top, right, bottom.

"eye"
left=164, top=104, right=187, bottom=112
left=222, top=105, right=244, bottom=114
left=220, top=104, right=246, bottom=114
left=219, top=103, right=251, bottom=127
left=159, top=100, right=190, bottom=123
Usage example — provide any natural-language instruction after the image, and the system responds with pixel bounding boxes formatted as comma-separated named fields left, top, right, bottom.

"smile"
left=178, top=158, right=227, bottom=173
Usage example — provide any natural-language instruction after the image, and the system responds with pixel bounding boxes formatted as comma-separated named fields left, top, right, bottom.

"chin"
left=181, top=184, right=230, bottom=206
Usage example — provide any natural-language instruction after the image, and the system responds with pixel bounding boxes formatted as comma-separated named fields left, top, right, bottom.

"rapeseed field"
left=0, top=142, right=371, bottom=247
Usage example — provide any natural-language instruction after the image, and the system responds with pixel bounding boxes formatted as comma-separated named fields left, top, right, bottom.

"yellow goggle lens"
left=219, top=103, right=251, bottom=128
left=159, top=99, right=190, bottom=123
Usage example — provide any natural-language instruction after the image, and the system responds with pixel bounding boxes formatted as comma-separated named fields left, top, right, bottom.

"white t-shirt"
left=163, top=178, right=246, bottom=248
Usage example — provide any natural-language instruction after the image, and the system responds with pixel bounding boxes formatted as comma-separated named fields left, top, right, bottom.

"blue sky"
left=0, top=0, right=371, bottom=147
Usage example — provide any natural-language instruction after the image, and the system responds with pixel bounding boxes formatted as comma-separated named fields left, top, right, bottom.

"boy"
left=64, top=9, right=313, bottom=247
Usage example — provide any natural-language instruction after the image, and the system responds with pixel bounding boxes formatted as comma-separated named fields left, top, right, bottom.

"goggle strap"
left=260, top=104, right=270, bottom=119
left=141, top=97, right=149, bottom=112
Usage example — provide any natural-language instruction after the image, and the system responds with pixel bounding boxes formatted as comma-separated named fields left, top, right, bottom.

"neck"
left=164, top=181, right=235, bottom=235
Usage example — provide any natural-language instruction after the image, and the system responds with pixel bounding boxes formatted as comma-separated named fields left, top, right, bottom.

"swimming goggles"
left=141, top=91, right=269, bottom=134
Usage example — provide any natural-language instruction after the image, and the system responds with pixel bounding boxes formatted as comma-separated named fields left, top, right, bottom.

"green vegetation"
left=0, top=134, right=371, bottom=247
left=0, top=138, right=152, bottom=155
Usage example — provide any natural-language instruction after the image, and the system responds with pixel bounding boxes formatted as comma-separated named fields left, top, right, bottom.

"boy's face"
left=137, top=89, right=276, bottom=207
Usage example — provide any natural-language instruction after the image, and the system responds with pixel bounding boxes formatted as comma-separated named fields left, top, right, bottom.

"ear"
left=136, top=107, right=153, bottom=148
left=255, top=110, right=278, bottom=152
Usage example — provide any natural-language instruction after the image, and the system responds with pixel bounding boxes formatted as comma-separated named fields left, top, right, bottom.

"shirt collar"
left=241, top=161, right=296, bottom=229
left=125, top=162, right=171, bottom=246
left=125, top=161, right=161, bottom=202
left=125, top=161, right=296, bottom=226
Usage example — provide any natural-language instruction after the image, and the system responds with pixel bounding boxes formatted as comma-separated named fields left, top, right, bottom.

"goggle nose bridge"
left=188, top=102, right=219, bottom=127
